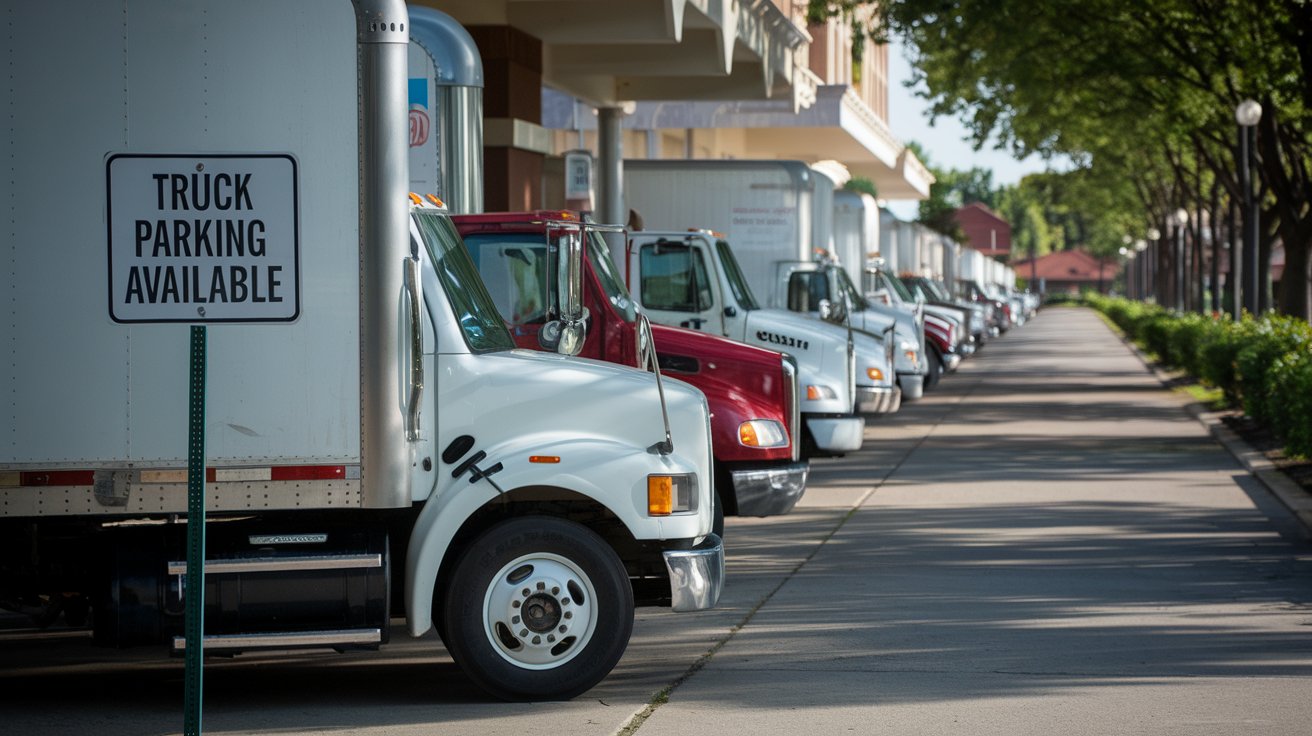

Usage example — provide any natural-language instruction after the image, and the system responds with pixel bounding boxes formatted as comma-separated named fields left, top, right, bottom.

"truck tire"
left=924, top=343, right=944, bottom=391
left=442, top=516, right=634, bottom=701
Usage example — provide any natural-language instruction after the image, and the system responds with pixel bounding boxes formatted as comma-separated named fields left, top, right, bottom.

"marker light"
left=738, top=419, right=788, bottom=448
left=529, top=455, right=560, bottom=464
left=806, top=385, right=838, bottom=401
left=425, top=193, right=445, bottom=208
left=867, top=367, right=885, bottom=382
left=647, top=474, right=698, bottom=515
left=408, top=192, right=423, bottom=205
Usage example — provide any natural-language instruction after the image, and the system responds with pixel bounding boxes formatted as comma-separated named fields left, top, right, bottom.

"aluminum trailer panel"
left=3, top=1, right=361, bottom=469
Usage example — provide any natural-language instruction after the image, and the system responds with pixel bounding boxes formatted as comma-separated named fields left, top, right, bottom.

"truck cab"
left=451, top=211, right=810, bottom=529
left=628, top=230, right=900, bottom=457
left=901, top=275, right=989, bottom=351
left=862, top=265, right=968, bottom=388
left=776, top=259, right=928, bottom=401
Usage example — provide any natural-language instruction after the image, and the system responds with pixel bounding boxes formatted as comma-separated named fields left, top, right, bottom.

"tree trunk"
left=1277, top=238, right=1311, bottom=320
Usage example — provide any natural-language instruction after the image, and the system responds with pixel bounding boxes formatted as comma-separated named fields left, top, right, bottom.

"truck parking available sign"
left=106, top=153, right=300, bottom=323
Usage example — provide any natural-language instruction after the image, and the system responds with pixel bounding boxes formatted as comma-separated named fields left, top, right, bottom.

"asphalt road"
left=3, top=307, right=1310, bottom=735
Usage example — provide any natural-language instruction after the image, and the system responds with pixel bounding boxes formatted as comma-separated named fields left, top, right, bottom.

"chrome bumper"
left=663, top=533, right=724, bottom=612
left=943, top=352, right=963, bottom=372
left=729, top=461, right=809, bottom=517
left=898, top=373, right=924, bottom=401
left=805, top=415, right=865, bottom=453
left=856, top=385, right=898, bottom=415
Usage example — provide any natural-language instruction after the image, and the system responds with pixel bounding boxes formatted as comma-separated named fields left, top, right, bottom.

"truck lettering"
left=152, top=172, right=254, bottom=211
left=755, top=330, right=808, bottom=351
left=135, top=218, right=266, bottom=258
left=124, top=265, right=283, bottom=305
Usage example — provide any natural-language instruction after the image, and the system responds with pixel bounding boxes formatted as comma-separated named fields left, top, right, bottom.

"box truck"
left=624, top=159, right=926, bottom=400
left=0, top=0, right=721, bottom=702
left=625, top=228, right=903, bottom=458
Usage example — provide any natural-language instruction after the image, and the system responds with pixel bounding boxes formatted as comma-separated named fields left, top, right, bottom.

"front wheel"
left=442, top=516, right=634, bottom=701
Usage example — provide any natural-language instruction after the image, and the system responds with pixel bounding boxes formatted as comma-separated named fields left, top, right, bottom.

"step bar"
left=172, top=628, right=383, bottom=652
left=166, top=553, right=382, bottom=576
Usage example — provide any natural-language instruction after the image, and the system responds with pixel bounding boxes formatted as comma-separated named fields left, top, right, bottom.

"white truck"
left=626, top=228, right=900, bottom=458
left=624, top=159, right=927, bottom=401
left=0, top=0, right=721, bottom=702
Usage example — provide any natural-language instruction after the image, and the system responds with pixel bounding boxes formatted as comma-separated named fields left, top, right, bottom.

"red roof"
left=955, top=203, right=1012, bottom=258
left=1011, top=249, right=1121, bottom=283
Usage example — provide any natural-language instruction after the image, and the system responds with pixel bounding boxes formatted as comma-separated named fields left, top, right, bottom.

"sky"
left=884, top=38, right=1060, bottom=217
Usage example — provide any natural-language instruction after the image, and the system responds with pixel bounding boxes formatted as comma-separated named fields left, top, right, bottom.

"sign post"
left=183, top=325, right=207, bottom=736
left=106, top=153, right=300, bottom=736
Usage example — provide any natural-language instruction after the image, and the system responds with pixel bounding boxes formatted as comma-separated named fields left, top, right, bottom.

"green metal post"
left=184, top=325, right=207, bottom=736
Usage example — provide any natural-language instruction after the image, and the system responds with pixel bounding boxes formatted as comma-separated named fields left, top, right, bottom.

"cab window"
left=787, top=271, right=829, bottom=312
left=639, top=241, right=713, bottom=312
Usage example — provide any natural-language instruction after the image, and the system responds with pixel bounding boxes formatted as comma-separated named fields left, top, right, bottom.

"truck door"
left=630, top=236, right=724, bottom=335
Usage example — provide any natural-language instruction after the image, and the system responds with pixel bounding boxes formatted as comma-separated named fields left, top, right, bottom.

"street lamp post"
left=1174, top=208, right=1189, bottom=312
left=1146, top=228, right=1160, bottom=304
left=1236, top=99, right=1262, bottom=316
left=1134, top=239, right=1148, bottom=301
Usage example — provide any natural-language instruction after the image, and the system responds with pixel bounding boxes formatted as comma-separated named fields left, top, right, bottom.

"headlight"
left=866, top=367, right=884, bottom=382
left=738, top=419, right=788, bottom=449
left=806, top=385, right=837, bottom=401
left=647, top=473, right=699, bottom=515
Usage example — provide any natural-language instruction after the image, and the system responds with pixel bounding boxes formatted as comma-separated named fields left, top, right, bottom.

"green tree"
left=878, top=0, right=1312, bottom=317
left=905, top=141, right=966, bottom=241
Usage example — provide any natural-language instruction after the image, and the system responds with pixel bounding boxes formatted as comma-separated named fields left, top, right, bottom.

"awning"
left=425, top=0, right=815, bottom=109
left=544, top=80, right=934, bottom=200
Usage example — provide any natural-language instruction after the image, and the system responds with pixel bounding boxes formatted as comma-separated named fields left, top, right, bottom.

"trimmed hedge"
left=1085, top=296, right=1312, bottom=459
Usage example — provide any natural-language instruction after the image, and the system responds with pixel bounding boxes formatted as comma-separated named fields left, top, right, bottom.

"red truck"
left=453, top=211, right=808, bottom=533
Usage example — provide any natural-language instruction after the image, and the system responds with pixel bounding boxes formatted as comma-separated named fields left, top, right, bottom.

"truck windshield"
left=715, top=239, right=759, bottom=311
left=920, top=278, right=950, bottom=302
left=585, top=228, right=637, bottom=323
left=834, top=267, right=868, bottom=310
left=883, top=271, right=916, bottom=303
left=461, top=232, right=554, bottom=325
left=413, top=211, right=515, bottom=353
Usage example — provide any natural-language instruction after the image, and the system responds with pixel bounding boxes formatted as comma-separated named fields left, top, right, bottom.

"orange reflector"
left=408, top=192, right=423, bottom=204
left=739, top=422, right=759, bottom=447
left=806, top=385, right=821, bottom=401
left=647, top=476, right=673, bottom=516
left=529, top=455, right=560, bottom=464
left=867, top=367, right=884, bottom=382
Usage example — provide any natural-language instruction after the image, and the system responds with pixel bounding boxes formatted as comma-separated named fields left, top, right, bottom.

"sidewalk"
left=636, top=307, right=1312, bottom=736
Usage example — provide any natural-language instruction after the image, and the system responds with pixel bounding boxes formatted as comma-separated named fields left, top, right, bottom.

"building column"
left=597, top=106, right=626, bottom=265
left=466, top=25, right=546, bottom=212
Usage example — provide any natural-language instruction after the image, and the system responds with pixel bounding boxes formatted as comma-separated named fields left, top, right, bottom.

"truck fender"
left=404, top=437, right=691, bottom=636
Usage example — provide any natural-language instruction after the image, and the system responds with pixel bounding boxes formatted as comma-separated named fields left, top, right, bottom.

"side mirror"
left=541, top=231, right=587, bottom=356
left=557, top=232, right=584, bottom=322
left=636, top=311, right=655, bottom=369
left=538, top=311, right=587, bottom=356
left=818, top=298, right=833, bottom=321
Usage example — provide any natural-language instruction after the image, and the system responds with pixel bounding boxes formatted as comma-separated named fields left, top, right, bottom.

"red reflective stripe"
left=270, top=466, right=347, bottom=481
left=13, top=466, right=347, bottom=486
left=20, top=471, right=96, bottom=486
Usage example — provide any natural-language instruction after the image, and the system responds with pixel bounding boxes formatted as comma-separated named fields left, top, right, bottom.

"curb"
left=1105, top=317, right=1312, bottom=538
